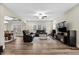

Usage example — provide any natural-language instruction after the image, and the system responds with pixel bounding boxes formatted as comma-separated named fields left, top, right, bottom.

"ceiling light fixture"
left=34, top=11, right=46, bottom=19
left=4, top=16, right=13, bottom=20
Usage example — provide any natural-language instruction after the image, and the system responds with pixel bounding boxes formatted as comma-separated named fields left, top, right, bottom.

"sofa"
left=0, top=46, right=3, bottom=55
left=23, top=30, right=33, bottom=42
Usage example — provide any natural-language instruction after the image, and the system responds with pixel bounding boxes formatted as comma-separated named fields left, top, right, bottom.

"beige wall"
left=54, top=4, right=79, bottom=48
left=64, top=4, right=79, bottom=48
left=3, top=3, right=21, bottom=31
left=4, top=23, right=8, bottom=31
left=0, top=4, right=20, bottom=49
left=0, top=4, right=5, bottom=49
left=51, top=4, right=79, bottom=47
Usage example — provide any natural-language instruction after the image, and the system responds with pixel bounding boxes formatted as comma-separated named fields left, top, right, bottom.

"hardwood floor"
left=2, top=36, right=79, bottom=55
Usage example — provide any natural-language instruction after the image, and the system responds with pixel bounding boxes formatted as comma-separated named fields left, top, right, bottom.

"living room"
left=0, top=3, right=79, bottom=55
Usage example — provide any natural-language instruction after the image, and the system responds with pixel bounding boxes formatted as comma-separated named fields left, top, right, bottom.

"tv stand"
left=56, top=30, right=76, bottom=47
left=56, top=21, right=76, bottom=47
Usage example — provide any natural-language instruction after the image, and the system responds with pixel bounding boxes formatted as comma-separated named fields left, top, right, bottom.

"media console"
left=56, top=21, right=76, bottom=47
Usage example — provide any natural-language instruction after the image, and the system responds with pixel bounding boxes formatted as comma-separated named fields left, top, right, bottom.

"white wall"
left=46, top=21, right=53, bottom=34
left=52, top=16, right=66, bottom=29
left=11, top=21, right=26, bottom=36
left=25, top=20, right=53, bottom=34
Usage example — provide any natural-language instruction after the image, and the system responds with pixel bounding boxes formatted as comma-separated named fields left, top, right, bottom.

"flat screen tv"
left=58, top=27, right=67, bottom=32
left=36, top=30, right=45, bottom=34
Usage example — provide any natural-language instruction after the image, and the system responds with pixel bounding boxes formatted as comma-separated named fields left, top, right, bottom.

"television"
left=57, top=21, right=68, bottom=32
left=36, top=30, right=46, bottom=34
left=58, top=27, right=67, bottom=32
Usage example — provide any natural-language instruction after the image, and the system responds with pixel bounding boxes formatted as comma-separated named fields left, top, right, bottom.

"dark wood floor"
left=2, top=37, right=79, bottom=55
